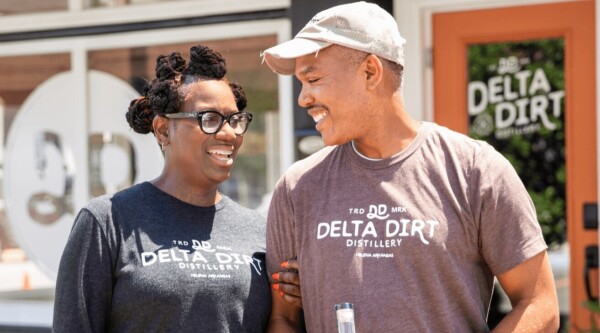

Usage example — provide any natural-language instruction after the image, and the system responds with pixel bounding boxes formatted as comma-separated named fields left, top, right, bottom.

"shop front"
left=0, top=0, right=598, bottom=331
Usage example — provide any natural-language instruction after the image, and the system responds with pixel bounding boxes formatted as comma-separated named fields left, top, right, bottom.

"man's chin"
left=321, top=135, right=349, bottom=147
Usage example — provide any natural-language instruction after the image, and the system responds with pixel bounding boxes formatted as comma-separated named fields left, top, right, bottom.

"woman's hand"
left=272, top=259, right=302, bottom=308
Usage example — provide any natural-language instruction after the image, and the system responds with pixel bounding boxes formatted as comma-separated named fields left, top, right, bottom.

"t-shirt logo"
left=316, top=204, right=441, bottom=257
left=140, top=239, right=264, bottom=279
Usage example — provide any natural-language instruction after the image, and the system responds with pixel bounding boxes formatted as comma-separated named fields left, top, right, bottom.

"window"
left=0, top=54, right=70, bottom=319
left=0, top=0, right=68, bottom=15
left=88, top=35, right=279, bottom=209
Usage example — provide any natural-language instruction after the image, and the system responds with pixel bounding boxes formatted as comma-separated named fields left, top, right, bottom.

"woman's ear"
left=364, top=54, right=384, bottom=91
left=152, top=115, right=169, bottom=146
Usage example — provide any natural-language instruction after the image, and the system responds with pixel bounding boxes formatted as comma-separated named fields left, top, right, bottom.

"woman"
left=53, top=45, right=299, bottom=332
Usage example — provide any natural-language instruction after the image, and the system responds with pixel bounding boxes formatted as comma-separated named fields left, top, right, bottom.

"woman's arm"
left=53, top=209, right=114, bottom=332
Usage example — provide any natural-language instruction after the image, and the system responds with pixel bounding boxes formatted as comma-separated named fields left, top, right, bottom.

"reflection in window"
left=0, top=0, right=67, bottom=15
left=88, top=35, right=280, bottom=209
left=467, top=39, right=568, bottom=329
left=92, top=0, right=185, bottom=8
left=467, top=38, right=566, bottom=248
left=0, top=53, right=70, bottom=295
left=0, top=0, right=190, bottom=14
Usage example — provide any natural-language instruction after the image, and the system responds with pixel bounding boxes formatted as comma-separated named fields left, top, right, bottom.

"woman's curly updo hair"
left=126, top=45, right=247, bottom=134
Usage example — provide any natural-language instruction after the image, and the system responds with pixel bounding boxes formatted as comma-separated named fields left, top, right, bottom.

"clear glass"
left=0, top=0, right=67, bottom=15
left=334, top=303, right=356, bottom=333
left=0, top=0, right=189, bottom=15
left=0, top=53, right=71, bottom=324
left=91, top=0, right=187, bottom=8
left=0, top=34, right=279, bottom=330
left=467, top=38, right=567, bottom=329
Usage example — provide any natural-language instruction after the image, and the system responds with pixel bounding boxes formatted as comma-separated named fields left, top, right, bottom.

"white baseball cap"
left=261, top=1, right=406, bottom=75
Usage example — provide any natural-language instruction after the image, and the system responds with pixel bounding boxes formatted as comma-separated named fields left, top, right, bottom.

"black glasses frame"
left=164, top=110, right=253, bottom=135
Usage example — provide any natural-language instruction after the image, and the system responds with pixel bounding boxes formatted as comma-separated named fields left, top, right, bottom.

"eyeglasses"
left=164, top=110, right=253, bottom=135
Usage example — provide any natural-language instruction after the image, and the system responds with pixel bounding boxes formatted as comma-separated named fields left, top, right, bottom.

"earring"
left=160, top=142, right=167, bottom=151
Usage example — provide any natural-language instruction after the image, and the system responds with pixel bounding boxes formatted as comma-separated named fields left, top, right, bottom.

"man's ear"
left=364, top=54, right=384, bottom=91
left=152, top=115, right=169, bottom=144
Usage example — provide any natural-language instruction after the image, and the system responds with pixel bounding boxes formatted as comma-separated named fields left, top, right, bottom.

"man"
left=261, top=2, right=559, bottom=332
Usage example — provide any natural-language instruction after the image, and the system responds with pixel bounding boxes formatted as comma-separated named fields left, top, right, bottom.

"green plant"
left=573, top=301, right=600, bottom=333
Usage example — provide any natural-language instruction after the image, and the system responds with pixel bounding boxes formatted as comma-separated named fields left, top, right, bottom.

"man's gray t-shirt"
left=53, top=182, right=271, bottom=332
left=267, top=122, right=547, bottom=332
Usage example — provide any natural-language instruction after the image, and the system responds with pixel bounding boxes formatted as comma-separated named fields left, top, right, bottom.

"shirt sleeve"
left=472, top=145, right=547, bottom=276
left=52, top=208, right=114, bottom=333
left=266, top=175, right=298, bottom=283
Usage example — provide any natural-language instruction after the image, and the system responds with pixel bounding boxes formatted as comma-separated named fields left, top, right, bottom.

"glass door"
left=433, top=1, right=597, bottom=330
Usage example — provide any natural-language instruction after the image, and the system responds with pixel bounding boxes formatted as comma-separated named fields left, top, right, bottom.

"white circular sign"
left=4, top=70, right=164, bottom=279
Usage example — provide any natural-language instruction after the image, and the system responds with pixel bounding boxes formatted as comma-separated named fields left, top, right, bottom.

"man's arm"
left=266, top=175, right=304, bottom=331
left=267, top=289, right=304, bottom=332
left=492, top=251, right=560, bottom=332
left=273, top=259, right=302, bottom=308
